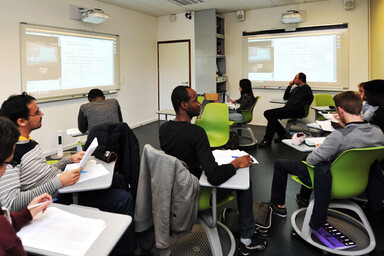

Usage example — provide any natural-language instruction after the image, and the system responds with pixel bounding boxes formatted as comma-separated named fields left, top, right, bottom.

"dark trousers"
left=58, top=173, right=137, bottom=255
left=366, top=160, right=384, bottom=211
left=263, top=107, right=304, bottom=141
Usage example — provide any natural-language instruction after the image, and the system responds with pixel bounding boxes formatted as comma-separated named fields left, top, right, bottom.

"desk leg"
left=72, top=192, right=79, bottom=205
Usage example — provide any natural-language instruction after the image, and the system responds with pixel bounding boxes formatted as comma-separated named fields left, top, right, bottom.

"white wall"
left=158, top=13, right=195, bottom=89
left=224, top=0, right=369, bottom=125
left=0, top=0, right=158, bottom=155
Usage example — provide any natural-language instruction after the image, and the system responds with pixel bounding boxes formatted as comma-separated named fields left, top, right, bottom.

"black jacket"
left=84, top=122, right=140, bottom=201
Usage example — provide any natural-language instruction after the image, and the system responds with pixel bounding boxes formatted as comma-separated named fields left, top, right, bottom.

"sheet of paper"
left=226, top=102, right=238, bottom=110
left=17, top=206, right=106, bottom=256
left=322, top=113, right=339, bottom=123
left=66, top=128, right=83, bottom=136
left=64, top=160, right=109, bottom=184
left=212, top=149, right=258, bottom=165
left=305, top=137, right=326, bottom=146
left=78, top=137, right=98, bottom=168
left=316, top=120, right=335, bottom=132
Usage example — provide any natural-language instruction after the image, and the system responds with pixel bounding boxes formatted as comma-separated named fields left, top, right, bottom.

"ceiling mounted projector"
left=81, top=8, right=109, bottom=24
left=282, top=10, right=302, bottom=24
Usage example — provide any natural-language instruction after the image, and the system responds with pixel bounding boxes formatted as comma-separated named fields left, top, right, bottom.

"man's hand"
left=28, top=193, right=52, bottom=217
left=333, top=113, right=346, bottom=128
left=289, top=80, right=294, bottom=87
left=231, top=155, right=253, bottom=169
left=70, top=151, right=85, bottom=163
left=59, top=168, right=82, bottom=186
left=229, top=99, right=234, bottom=104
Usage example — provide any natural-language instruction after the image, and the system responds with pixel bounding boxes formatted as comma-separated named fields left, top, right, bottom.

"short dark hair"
left=298, top=73, right=306, bottom=83
left=88, top=89, right=105, bottom=100
left=171, top=86, right=190, bottom=113
left=0, top=92, right=36, bottom=125
left=333, top=91, right=362, bottom=115
left=0, top=116, right=20, bottom=165
left=363, top=79, right=384, bottom=107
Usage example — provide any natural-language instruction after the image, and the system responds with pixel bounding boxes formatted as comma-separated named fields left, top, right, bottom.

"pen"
left=80, top=170, right=87, bottom=173
left=28, top=198, right=58, bottom=210
left=232, top=156, right=238, bottom=158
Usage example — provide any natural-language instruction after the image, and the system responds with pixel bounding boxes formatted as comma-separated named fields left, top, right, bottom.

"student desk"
left=156, top=109, right=176, bottom=121
left=58, top=158, right=115, bottom=204
left=269, top=98, right=288, bottom=104
left=311, top=106, right=335, bottom=120
left=22, top=203, right=131, bottom=256
left=282, top=139, right=315, bottom=152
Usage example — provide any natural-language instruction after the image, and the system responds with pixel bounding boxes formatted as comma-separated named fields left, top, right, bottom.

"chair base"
left=171, top=221, right=235, bottom=256
left=231, top=125, right=257, bottom=147
left=291, top=200, right=375, bottom=256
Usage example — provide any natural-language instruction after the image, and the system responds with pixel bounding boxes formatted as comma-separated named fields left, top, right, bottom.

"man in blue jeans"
left=0, top=93, right=136, bottom=255
left=267, top=91, right=384, bottom=230
left=159, top=86, right=267, bottom=255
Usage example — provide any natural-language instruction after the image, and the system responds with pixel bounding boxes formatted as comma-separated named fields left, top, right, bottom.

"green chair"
left=230, top=96, right=260, bottom=147
left=285, top=105, right=310, bottom=133
left=291, top=146, right=384, bottom=255
left=195, top=103, right=231, bottom=148
left=197, top=95, right=205, bottom=104
left=313, top=94, right=335, bottom=120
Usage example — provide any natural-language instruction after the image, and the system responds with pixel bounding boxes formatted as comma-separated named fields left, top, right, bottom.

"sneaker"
left=295, top=193, right=309, bottom=208
left=238, top=234, right=267, bottom=255
left=268, top=202, right=287, bottom=218
left=274, top=133, right=291, bottom=143
left=258, top=139, right=271, bottom=148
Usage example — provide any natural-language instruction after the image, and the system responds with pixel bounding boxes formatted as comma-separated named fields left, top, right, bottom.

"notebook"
left=312, top=222, right=357, bottom=250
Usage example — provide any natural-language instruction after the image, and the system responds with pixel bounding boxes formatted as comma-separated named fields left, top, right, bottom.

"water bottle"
left=225, top=91, right=230, bottom=103
left=76, top=139, right=84, bottom=152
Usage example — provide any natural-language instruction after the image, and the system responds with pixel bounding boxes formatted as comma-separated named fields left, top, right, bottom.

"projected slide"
left=243, top=26, right=348, bottom=89
left=21, top=24, right=119, bottom=102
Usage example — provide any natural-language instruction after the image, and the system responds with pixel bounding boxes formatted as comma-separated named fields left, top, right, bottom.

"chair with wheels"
left=230, top=96, right=260, bottom=147
left=291, top=146, right=384, bottom=256
left=285, top=105, right=310, bottom=134
left=195, top=103, right=232, bottom=148
left=313, top=94, right=335, bottom=120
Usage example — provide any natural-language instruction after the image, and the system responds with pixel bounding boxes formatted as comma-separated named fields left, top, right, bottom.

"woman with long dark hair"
left=228, top=79, right=256, bottom=122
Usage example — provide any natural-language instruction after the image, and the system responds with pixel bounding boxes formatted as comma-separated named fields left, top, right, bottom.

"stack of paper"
left=212, top=149, right=258, bottom=165
left=17, top=206, right=106, bottom=256
left=64, top=160, right=110, bottom=184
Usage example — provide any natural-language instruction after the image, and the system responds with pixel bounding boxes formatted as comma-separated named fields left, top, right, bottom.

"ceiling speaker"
left=236, top=10, right=245, bottom=22
left=344, top=0, right=354, bottom=10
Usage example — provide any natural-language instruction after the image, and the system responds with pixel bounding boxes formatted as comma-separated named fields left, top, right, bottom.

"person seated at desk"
left=159, top=86, right=267, bottom=256
left=358, top=82, right=378, bottom=122
left=228, top=79, right=256, bottom=122
left=78, top=88, right=123, bottom=133
left=259, top=72, right=314, bottom=147
left=364, top=80, right=384, bottom=132
left=266, top=91, right=384, bottom=231
left=0, top=93, right=136, bottom=256
left=0, top=116, right=53, bottom=256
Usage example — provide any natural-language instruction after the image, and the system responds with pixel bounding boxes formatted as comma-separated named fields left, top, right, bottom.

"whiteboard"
left=20, top=23, right=120, bottom=102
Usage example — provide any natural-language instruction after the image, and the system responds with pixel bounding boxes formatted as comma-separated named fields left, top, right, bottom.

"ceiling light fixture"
left=168, top=0, right=204, bottom=7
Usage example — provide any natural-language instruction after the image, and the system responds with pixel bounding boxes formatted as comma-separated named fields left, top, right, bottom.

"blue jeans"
left=229, top=109, right=244, bottom=122
left=58, top=174, right=137, bottom=255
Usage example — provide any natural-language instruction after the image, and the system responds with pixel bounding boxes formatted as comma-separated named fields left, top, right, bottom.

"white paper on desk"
left=64, top=160, right=109, bottom=184
left=226, top=102, right=238, bottom=110
left=17, top=206, right=105, bottom=256
left=212, top=149, right=258, bottom=165
left=78, top=137, right=98, bottom=168
left=322, top=113, right=338, bottom=123
left=305, top=137, right=326, bottom=147
left=316, top=120, right=335, bottom=132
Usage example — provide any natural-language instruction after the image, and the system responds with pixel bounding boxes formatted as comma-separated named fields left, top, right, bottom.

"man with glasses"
left=0, top=92, right=136, bottom=256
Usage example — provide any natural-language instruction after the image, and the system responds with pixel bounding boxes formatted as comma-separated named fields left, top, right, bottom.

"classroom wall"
left=223, top=0, right=369, bottom=126
left=370, top=0, right=384, bottom=79
left=0, top=0, right=158, bottom=155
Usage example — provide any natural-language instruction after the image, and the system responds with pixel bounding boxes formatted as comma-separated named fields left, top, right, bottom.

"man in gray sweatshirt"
left=267, top=91, right=384, bottom=230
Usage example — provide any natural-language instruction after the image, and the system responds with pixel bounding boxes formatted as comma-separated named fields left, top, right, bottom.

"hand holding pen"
left=27, top=193, right=54, bottom=217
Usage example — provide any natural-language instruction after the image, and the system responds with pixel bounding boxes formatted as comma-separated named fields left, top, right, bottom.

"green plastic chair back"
left=198, top=95, right=205, bottom=104
left=314, top=94, right=335, bottom=120
left=233, top=96, right=260, bottom=124
left=195, top=103, right=231, bottom=148
left=291, top=146, right=384, bottom=199
left=198, top=187, right=236, bottom=211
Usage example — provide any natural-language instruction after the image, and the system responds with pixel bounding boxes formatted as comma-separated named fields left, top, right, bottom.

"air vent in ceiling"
left=168, top=0, right=204, bottom=7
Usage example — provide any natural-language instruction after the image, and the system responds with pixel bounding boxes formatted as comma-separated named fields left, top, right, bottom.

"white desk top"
left=270, top=98, right=287, bottom=104
left=199, top=167, right=249, bottom=190
left=282, top=139, right=315, bottom=152
left=23, top=203, right=131, bottom=256
left=156, top=109, right=176, bottom=115
left=59, top=158, right=115, bottom=194
left=66, top=128, right=87, bottom=137
left=311, top=106, right=335, bottom=112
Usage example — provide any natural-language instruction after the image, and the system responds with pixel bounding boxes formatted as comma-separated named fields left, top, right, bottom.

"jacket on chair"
left=84, top=122, right=140, bottom=201
left=135, top=144, right=200, bottom=251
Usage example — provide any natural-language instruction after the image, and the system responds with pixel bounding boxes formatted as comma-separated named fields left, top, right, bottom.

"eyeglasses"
left=30, top=110, right=43, bottom=117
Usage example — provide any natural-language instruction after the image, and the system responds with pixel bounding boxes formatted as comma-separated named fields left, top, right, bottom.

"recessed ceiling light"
left=168, top=0, right=204, bottom=7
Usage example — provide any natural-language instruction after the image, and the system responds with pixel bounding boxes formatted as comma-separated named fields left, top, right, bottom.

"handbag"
left=253, top=201, right=272, bottom=236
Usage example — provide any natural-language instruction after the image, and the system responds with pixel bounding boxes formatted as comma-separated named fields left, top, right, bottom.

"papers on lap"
left=17, top=206, right=106, bottom=256
left=64, top=160, right=109, bottom=184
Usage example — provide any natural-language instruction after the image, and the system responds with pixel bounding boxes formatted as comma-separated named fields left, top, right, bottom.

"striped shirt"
left=0, top=139, right=71, bottom=211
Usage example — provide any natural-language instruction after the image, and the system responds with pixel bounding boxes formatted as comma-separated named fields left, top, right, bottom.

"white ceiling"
left=96, top=0, right=329, bottom=17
